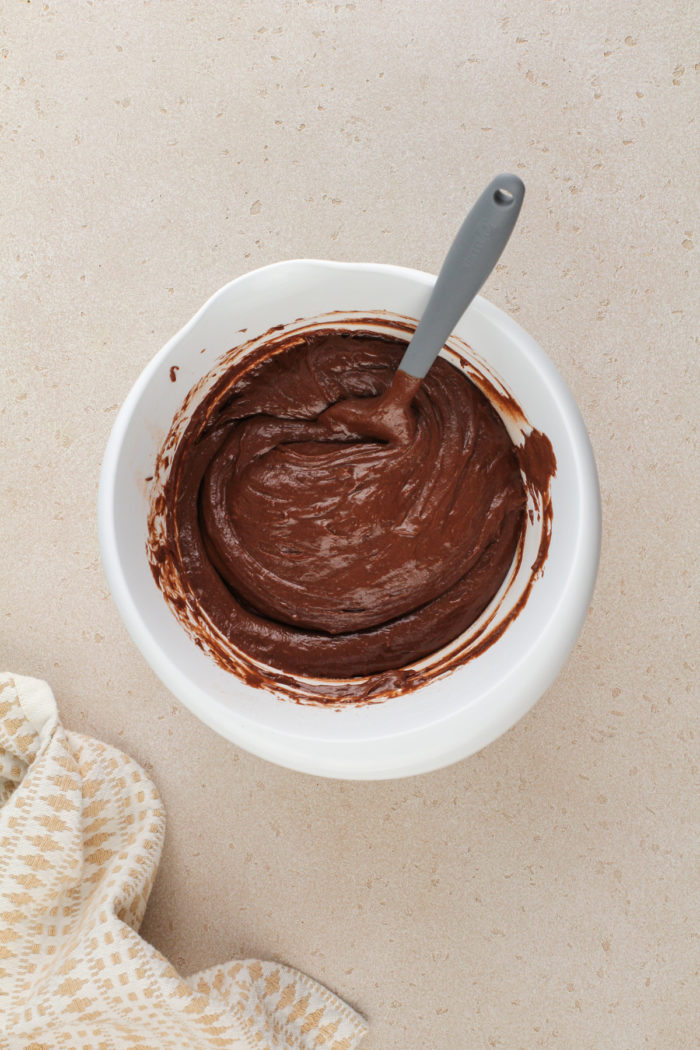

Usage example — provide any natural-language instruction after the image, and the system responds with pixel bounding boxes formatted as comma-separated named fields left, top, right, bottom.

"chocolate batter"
left=152, top=329, right=528, bottom=680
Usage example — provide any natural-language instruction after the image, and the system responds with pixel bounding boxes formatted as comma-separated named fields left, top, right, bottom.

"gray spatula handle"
left=399, top=174, right=525, bottom=379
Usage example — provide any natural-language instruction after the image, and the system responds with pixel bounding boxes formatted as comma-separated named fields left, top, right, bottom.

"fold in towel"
left=0, top=672, right=367, bottom=1050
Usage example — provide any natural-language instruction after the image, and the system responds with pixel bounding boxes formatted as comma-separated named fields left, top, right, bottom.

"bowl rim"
left=98, top=258, right=601, bottom=779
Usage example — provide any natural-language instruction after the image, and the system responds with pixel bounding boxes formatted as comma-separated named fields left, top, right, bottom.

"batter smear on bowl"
left=150, top=328, right=528, bottom=682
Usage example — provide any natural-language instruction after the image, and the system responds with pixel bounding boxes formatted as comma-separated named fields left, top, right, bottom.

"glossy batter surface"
left=159, top=330, right=526, bottom=678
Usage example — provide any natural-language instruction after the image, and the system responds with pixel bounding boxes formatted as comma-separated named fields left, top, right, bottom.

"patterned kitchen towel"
left=0, top=672, right=367, bottom=1050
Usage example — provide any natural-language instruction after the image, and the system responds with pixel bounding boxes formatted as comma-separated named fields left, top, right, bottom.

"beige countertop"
left=2, top=2, right=697, bottom=1047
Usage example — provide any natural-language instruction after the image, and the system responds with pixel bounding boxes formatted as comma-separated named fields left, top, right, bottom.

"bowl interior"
left=100, top=260, right=600, bottom=778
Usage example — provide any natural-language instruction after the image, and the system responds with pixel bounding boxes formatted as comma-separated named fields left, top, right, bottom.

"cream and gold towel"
left=0, top=672, right=367, bottom=1050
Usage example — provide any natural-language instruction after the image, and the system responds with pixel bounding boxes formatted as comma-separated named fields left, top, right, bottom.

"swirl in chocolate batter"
left=147, top=317, right=556, bottom=704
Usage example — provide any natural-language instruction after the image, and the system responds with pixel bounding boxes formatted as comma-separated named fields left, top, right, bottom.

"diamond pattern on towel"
left=0, top=672, right=366, bottom=1050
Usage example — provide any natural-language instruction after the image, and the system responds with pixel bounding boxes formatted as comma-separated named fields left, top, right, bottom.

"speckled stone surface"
left=1, top=2, right=697, bottom=1047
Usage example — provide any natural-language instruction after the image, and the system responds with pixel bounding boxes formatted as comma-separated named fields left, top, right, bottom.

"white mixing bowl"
left=98, top=260, right=600, bottom=779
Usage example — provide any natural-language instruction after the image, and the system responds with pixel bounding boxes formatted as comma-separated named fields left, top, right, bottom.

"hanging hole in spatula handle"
left=494, top=186, right=515, bottom=205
